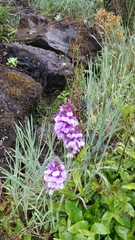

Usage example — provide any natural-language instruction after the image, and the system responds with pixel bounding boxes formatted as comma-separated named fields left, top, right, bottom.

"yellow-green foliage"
left=94, top=8, right=124, bottom=42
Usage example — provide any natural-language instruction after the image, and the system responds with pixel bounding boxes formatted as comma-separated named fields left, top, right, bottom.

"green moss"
left=3, top=71, right=42, bottom=100
left=0, top=67, right=43, bottom=148
left=4, top=86, right=21, bottom=100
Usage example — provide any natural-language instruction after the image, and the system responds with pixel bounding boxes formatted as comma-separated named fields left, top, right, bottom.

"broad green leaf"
left=124, top=149, right=135, bottom=159
left=91, top=223, right=110, bottom=235
left=114, top=236, right=119, bottom=240
left=60, top=218, right=67, bottom=226
left=122, top=183, right=135, bottom=190
left=68, top=221, right=89, bottom=234
left=115, top=226, right=129, bottom=240
left=59, top=189, right=77, bottom=199
left=79, top=229, right=95, bottom=236
left=120, top=171, right=131, bottom=182
left=108, top=197, right=116, bottom=212
left=78, top=230, right=96, bottom=240
left=23, top=235, right=32, bottom=240
left=102, top=211, right=114, bottom=227
left=126, top=236, right=135, bottom=240
left=88, top=236, right=95, bottom=240
left=113, top=213, right=124, bottom=225
left=127, top=217, right=135, bottom=238
left=105, top=236, right=112, bottom=240
left=128, top=191, right=135, bottom=207
left=122, top=203, right=134, bottom=217
left=122, top=216, right=131, bottom=228
left=65, top=200, right=83, bottom=223
left=27, top=216, right=35, bottom=227
left=59, top=228, right=73, bottom=239
left=15, top=217, right=25, bottom=230
left=130, top=136, right=135, bottom=144
left=48, top=202, right=65, bottom=212
left=76, top=145, right=89, bottom=163
left=73, top=234, right=87, bottom=240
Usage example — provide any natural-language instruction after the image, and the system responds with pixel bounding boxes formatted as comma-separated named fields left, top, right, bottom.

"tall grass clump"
left=116, top=0, right=135, bottom=32
left=93, top=36, right=135, bottom=102
left=30, top=0, right=101, bottom=22
left=0, top=3, right=16, bottom=42
left=0, top=117, right=61, bottom=237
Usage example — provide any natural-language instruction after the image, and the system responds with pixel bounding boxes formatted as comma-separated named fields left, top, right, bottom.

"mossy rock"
left=0, top=64, right=42, bottom=163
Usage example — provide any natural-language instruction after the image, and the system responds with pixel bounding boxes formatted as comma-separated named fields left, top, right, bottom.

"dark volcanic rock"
left=0, top=43, right=72, bottom=92
left=0, top=44, right=48, bottom=88
left=0, top=64, right=42, bottom=163
left=15, top=13, right=102, bottom=62
left=15, top=13, right=76, bottom=55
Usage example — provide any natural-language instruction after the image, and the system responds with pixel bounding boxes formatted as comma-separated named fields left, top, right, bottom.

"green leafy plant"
left=54, top=13, right=62, bottom=22
left=57, top=90, right=69, bottom=103
left=51, top=166, right=135, bottom=240
left=6, top=57, right=18, bottom=67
